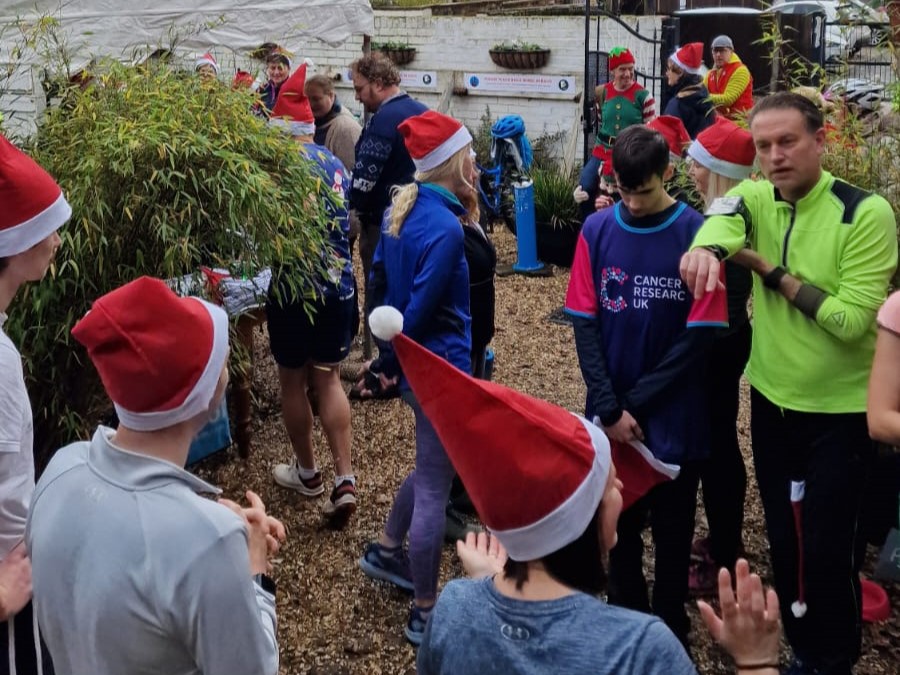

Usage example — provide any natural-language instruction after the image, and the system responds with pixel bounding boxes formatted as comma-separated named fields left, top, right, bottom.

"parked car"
left=770, top=0, right=890, bottom=61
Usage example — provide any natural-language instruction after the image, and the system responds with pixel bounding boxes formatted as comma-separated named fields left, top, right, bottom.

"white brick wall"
left=1, top=9, right=666, bottom=166
left=301, top=9, right=664, bottom=172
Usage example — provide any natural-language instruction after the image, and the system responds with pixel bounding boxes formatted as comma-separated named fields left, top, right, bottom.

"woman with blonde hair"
left=685, top=117, right=757, bottom=595
left=359, top=110, right=474, bottom=645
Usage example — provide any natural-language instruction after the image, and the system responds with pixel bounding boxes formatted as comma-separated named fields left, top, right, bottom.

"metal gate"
left=822, top=20, right=895, bottom=86
left=582, top=8, right=676, bottom=163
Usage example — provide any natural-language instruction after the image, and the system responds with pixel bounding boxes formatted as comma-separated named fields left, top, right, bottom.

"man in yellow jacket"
left=704, top=35, right=753, bottom=120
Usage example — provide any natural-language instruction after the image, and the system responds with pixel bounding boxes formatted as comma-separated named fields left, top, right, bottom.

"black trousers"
left=607, top=462, right=702, bottom=650
left=751, top=388, right=873, bottom=675
left=1, top=600, right=53, bottom=675
left=700, top=322, right=751, bottom=570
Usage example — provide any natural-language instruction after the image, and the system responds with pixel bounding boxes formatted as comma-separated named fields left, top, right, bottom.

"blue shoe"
left=359, top=542, right=414, bottom=592
left=404, top=604, right=431, bottom=646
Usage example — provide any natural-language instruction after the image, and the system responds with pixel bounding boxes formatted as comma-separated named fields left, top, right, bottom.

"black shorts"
left=267, top=290, right=355, bottom=369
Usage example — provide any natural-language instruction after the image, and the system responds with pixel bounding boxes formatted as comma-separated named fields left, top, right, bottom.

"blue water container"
left=512, top=179, right=546, bottom=273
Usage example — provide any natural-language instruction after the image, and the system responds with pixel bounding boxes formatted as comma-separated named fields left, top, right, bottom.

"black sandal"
left=348, top=370, right=400, bottom=400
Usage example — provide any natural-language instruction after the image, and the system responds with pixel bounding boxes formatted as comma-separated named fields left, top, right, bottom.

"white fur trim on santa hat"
left=670, top=47, right=703, bottom=76
left=414, top=125, right=473, bottom=173
left=492, top=415, right=611, bottom=561
left=0, top=192, right=71, bottom=257
left=268, top=118, right=316, bottom=137
left=195, top=54, right=219, bottom=73
left=369, top=305, right=404, bottom=341
left=687, top=140, right=753, bottom=181
left=114, top=299, right=229, bottom=431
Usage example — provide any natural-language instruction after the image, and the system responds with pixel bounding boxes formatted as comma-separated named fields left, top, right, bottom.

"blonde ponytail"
left=388, top=183, right=420, bottom=236
left=387, top=143, right=475, bottom=236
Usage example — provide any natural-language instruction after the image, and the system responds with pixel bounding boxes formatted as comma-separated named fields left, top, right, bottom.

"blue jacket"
left=350, top=93, right=427, bottom=222
left=369, top=184, right=471, bottom=386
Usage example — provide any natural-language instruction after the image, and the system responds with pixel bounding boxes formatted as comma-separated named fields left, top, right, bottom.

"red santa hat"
left=232, top=69, right=255, bottom=90
left=398, top=111, right=473, bottom=173
left=0, top=135, right=71, bottom=257
left=72, top=276, right=229, bottom=432
left=688, top=117, right=756, bottom=180
left=608, top=46, right=635, bottom=71
left=195, top=52, right=219, bottom=74
left=270, top=63, right=315, bottom=136
left=647, top=115, right=691, bottom=160
left=670, top=42, right=705, bottom=75
left=368, top=306, right=685, bottom=561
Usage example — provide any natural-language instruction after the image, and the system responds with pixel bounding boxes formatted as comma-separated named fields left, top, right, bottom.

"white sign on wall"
left=343, top=68, right=438, bottom=89
left=400, top=70, right=438, bottom=89
left=463, top=73, right=575, bottom=94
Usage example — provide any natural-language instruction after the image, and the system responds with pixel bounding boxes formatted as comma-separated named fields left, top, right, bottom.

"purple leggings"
left=384, top=392, right=456, bottom=602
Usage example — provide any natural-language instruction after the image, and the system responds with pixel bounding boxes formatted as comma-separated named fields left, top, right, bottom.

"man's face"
left=712, top=47, right=732, bottom=69
left=750, top=108, right=824, bottom=201
left=615, top=169, right=672, bottom=218
left=612, top=64, right=634, bottom=91
left=305, top=84, right=334, bottom=118
left=196, top=64, right=216, bottom=83
left=9, top=231, right=62, bottom=282
left=266, top=61, right=289, bottom=86
left=351, top=71, right=381, bottom=113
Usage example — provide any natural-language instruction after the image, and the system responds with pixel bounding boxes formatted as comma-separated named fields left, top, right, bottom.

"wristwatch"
left=253, top=573, right=277, bottom=596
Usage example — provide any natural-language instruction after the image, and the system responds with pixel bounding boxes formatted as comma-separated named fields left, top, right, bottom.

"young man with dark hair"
left=565, top=124, right=722, bottom=650
left=681, top=91, right=897, bottom=675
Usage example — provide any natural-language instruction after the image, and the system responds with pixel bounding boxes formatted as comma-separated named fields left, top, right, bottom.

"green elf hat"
left=609, top=47, right=635, bottom=71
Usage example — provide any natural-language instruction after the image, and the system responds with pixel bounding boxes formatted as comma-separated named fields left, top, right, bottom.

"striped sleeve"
left=642, top=95, right=656, bottom=123
left=708, top=66, right=750, bottom=107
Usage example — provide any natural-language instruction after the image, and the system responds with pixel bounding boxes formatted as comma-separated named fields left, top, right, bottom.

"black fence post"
left=660, top=16, right=679, bottom=113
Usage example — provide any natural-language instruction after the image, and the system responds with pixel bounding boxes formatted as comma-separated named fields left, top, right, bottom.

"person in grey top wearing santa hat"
left=365, top=305, right=784, bottom=675
left=26, top=276, right=286, bottom=675
left=0, top=134, right=68, bottom=675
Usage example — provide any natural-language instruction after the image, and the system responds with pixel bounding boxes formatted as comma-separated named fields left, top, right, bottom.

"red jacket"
left=706, top=57, right=753, bottom=119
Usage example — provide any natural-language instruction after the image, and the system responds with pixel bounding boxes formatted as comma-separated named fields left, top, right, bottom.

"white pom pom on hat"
left=366, top=304, right=613, bottom=562
left=368, top=305, right=404, bottom=341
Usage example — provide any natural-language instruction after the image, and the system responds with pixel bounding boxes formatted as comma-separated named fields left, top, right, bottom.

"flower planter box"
left=489, top=49, right=550, bottom=70
left=380, top=48, right=416, bottom=66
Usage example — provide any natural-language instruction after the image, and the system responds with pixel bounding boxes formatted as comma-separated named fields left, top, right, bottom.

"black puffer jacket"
left=665, top=77, right=715, bottom=139
left=463, top=224, right=496, bottom=354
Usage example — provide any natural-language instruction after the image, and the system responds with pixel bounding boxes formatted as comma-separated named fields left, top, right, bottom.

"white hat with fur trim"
left=195, top=52, right=219, bottom=73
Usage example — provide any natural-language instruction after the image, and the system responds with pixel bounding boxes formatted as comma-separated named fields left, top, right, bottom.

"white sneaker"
left=272, top=462, right=324, bottom=496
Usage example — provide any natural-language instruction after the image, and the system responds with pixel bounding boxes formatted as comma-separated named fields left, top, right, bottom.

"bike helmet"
left=824, top=78, right=884, bottom=113
left=491, top=115, right=527, bottom=139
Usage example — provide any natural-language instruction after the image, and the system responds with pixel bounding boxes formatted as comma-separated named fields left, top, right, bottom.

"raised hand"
left=457, top=531, right=507, bottom=580
left=697, top=559, right=781, bottom=670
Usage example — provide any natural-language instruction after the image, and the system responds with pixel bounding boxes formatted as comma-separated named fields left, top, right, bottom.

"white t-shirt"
left=0, top=313, right=34, bottom=560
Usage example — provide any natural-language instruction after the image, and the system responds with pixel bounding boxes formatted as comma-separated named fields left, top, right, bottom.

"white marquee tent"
left=1, top=0, right=375, bottom=58
left=0, top=0, right=374, bottom=135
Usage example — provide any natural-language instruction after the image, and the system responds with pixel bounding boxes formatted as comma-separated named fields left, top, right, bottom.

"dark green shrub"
left=9, top=59, right=333, bottom=462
